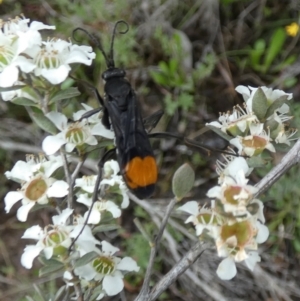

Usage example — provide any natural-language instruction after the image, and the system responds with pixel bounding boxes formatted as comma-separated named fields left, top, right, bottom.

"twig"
left=147, top=241, right=209, bottom=301
left=132, top=192, right=177, bottom=301
left=60, top=149, right=73, bottom=209
left=254, top=139, right=300, bottom=197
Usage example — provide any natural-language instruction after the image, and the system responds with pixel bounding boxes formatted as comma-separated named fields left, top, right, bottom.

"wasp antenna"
left=72, top=27, right=110, bottom=67
left=109, top=20, right=129, bottom=68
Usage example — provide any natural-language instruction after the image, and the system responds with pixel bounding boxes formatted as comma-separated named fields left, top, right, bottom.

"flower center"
left=0, top=44, right=15, bottom=70
left=25, top=177, right=47, bottom=201
left=35, top=46, right=61, bottom=69
left=65, top=123, right=87, bottom=145
left=93, top=256, right=115, bottom=275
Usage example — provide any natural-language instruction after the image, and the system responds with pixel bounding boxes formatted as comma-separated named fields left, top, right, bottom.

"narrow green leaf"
left=265, top=95, right=289, bottom=118
left=250, top=39, right=266, bottom=67
left=39, top=261, right=64, bottom=276
left=74, top=251, right=98, bottom=268
left=11, top=97, right=37, bottom=106
left=263, top=28, right=286, bottom=72
left=54, top=285, right=66, bottom=301
left=172, top=163, right=195, bottom=200
left=252, top=88, right=268, bottom=121
left=50, top=87, right=81, bottom=103
left=206, top=124, right=233, bottom=141
left=28, top=107, right=57, bottom=135
left=92, top=224, right=120, bottom=233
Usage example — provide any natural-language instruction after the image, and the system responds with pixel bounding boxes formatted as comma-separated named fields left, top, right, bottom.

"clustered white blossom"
left=179, top=85, right=297, bottom=280
left=2, top=16, right=139, bottom=300
left=0, top=15, right=95, bottom=101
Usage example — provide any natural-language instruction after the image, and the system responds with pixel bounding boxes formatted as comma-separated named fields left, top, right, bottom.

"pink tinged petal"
left=47, top=180, right=69, bottom=197
left=216, top=257, right=237, bottom=280
left=177, top=201, right=199, bottom=215
left=44, top=246, right=54, bottom=259
left=45, top=112, right=68, bottom=131
left=21, top=245, right=43, bottom=269
left=117, top=257, right=140, bottom=272
left=0, top=65, right=19, bottom=87
left=256, top=223, right=269, bottom=243
left=91, top=123, right=115, bottom=139
left=103, top=275, right=124, bottom=296
left=17, top=202, right=35, bottom=222
left=53, top=208, right=74, bottom=225
left=42, top=135, right=66, bottom=155
left=102, top=241, right=119, bottom=255
left=4, top=191, right=23, bottom=212
left=245, top=251, right=260, bottom=271
left=22, top=225, right=44, bottom=240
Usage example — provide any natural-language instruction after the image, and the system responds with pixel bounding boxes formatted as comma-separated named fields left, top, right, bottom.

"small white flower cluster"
left=4, top=155, right=137, bottom=299
left=179, top=86, right=297, bottom=280
left=0, top=15, right=95, bottom=101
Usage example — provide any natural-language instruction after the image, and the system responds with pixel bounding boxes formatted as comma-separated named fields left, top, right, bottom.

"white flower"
left=177, top=201, right=218, bottom=236
left=216, top=155, right=252, bottom=183
left=4, top=155, right=68, bottom=221
left=74, top=241, right=139, bottom=297
left=235, top=85, right=293, bottom=112
left=230, top=123, right=275, bottom=156
left=42, top=112, right=112, bottom=155
left=26, top=39, right=95, bottom=84
left=75, top=175, right=99, bottom=194
left=0, top=16, right=54, bottom=89
left=101, top=160, right=129, bottom=208
left=76, top=194, right=121, bottom=224
left=21, top=208, right=74, bottom=269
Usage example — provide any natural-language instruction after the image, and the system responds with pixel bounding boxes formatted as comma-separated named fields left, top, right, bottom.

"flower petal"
left=22, top=225, right=44, bottom=240
left=21, top=245, right=44, bottom=269
left=17, top=202, right=35, bottom=222
left=4, top=191, right=23, bottom=213
left=177, top=201, right=199, bottom=215
left=103, top=275, right=124, bottom=296
left=42, top=135, right=66, bottom=155
left=101, top=241, right=119, bottom=255
left=216, top=257, right=237, bottom=280
left=47, top=180, right=69, bottom=197
left=117, top=257, right=140, bottom=272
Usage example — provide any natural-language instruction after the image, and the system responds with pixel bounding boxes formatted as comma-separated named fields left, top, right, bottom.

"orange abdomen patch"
left=124, top=156, right=157, bottom=189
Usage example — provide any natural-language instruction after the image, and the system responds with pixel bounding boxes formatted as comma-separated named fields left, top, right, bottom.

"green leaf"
left=172, top=163, right=195, bottom=200
left=150, top=71, right=167, bottom=86
left=50, top=87, right=81, bottom=103
left=39, top=260, right=64, bottom=276
left=263, top=28, right=286, bottom=72
left=205, top=124, right=233, bottom=141
left=92, top=224, right=120, bottom=233
left=164, top=94, right=178, bottom=116
left=158, top=61, right=170, bottom=74
left=28, top=107, right=57, bottom=135
left=178, top=93, right=194, bottom=111
left=53, top=285, right=66, bottom=301
left=74, top=251, right=98, bottom=268
left=250, top=39, right=266, bottom=67
left=252, top=87, right=268, bottom=121
left=246, top=156, right=270, bottom=168
left=11, top=97, right=37, bottom=106
left=265, top=95, right=289, bottom=118
left=264, top=116, right=279, bottom=132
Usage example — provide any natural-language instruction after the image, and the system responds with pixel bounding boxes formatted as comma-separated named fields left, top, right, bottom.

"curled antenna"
left=72, top=21, right=129, bottom=68
left=109, top=20, right=129, bottom=67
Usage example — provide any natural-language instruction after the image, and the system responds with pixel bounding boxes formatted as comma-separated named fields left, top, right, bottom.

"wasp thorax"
left=102, top=67, right=126, bottom=80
